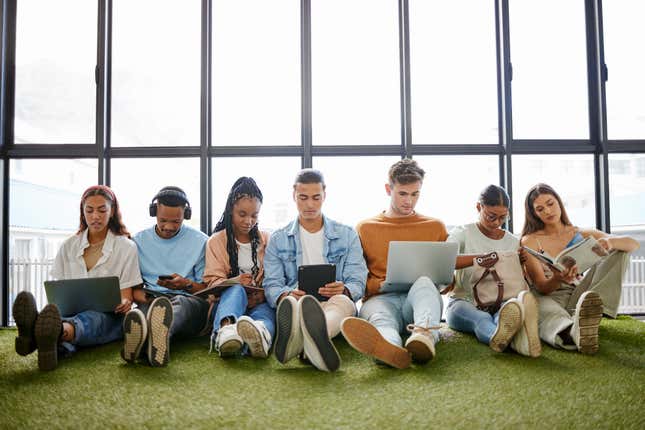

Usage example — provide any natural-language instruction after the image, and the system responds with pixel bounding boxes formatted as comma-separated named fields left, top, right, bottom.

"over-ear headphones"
left=149, top=186, right=192, bottom=220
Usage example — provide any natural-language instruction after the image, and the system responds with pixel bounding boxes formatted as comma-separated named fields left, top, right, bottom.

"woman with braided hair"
left=203, top=177, right=274, bottom=358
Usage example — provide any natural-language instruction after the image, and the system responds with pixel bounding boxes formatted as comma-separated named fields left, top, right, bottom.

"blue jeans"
left=138, top=294, right=209, bottom=339
left=359, top=276, right=443, bottom=347
left=446, top=298, right=504, bottom=345
left=62, top=310, right=124, bottom=354
left=211, top=285, right=276, bottom=344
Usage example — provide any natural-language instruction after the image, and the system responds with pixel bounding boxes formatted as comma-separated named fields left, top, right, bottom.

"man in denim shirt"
left=264, top=169, right=367, bottom=372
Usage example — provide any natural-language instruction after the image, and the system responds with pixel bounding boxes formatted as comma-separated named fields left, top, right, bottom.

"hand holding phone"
left=158, top=275, right=174, bottom=280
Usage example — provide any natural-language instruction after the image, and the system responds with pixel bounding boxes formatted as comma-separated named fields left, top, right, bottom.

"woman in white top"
left=446, top=185, right=541, bottom=357
left=12, top=185, right=142, bottom=370
left=203, top=177, right=274, bottom=359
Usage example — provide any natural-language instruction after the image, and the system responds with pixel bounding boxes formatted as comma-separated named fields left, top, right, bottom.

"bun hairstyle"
left=478, top=184, right=510, bottom=208
left=78, top=185, right=130, bottom=237
left=215, top=177, right=264, bottom=278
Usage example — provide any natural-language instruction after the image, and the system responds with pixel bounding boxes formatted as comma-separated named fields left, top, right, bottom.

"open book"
left=192, top=275, right=263, bottom=299
left=523, top=236, right=608, bottom=273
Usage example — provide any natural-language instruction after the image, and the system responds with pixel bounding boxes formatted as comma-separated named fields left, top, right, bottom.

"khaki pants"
left=535, top=251, right=630, bottom=349
left=321, top=294, right=357, bottom=338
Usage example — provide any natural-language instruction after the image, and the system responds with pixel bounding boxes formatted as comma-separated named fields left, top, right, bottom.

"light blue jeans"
left=61, top=310, right=124, bottom=355
left=211, top=285, right=276, bottom=346
left=359, top=276, right=443, bottom=347
left=446, top=298, right=506, bottom=345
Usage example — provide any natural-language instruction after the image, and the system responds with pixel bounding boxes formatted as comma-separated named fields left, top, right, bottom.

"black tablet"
left=297, top=264, right=336, bottom=302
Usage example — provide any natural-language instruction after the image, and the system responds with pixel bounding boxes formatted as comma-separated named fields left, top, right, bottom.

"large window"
left=14, top=0, right=97, bottom=144
left=311, top=0, right=400, bottom=146
left=112, top=0, right=201, bottom=147
left=603, top=1, right=645, bottom=139
left=509, top=0, right=589, bottom=139
left=110, top=158, right=201, bottom=234
left=8, top=159, right=97, bottom=324
left=609, top=154, right=645, bottom=231
left=212, top=0, right=301, bottom=146
left=409, top=0, right=498, bottom=145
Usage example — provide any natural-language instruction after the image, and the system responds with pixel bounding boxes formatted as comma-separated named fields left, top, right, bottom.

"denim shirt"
left=263, top=215, right=367, bottom=308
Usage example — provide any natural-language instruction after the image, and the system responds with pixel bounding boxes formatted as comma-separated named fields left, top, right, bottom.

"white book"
left=522, top=236, right=608, bottom=273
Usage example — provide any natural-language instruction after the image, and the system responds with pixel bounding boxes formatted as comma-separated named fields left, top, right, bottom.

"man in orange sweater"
left=341, top=159, right=448, bottom=369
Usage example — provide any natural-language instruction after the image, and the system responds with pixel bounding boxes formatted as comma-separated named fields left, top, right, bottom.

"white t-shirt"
left=447, top=223, right=519, bottom=300
left=52, top=229, right=142, bottom=290
left=236, top=240, right=254, bottom=274
left=299, top=225, right=325, bottom=265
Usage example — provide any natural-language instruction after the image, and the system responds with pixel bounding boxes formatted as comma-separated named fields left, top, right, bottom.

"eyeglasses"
left=481, top=207, right=510, bottom=224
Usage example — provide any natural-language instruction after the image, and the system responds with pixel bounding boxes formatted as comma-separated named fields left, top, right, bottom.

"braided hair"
left=214, top=177, right=264, bottom=279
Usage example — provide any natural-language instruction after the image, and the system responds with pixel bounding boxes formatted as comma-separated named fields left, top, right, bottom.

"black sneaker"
left=299, top=295, right=340, bottom=372
left=12, top=291, right=38, bottom=356
left=146, top=297, right=174, bottom=367
left=274, top=295, right=303, bottom=364
left=34, top=304, right=62, bottom=371
left=121, top=309, right=148, bottom=363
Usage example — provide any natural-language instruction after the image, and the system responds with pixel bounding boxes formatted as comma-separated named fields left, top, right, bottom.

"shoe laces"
left=406, top=322, right=440, bottom=335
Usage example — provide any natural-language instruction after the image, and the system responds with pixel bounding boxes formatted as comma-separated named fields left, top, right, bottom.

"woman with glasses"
left=521, top=183, right=639, bottom=354
left=445, top=184, right=541, bottom=357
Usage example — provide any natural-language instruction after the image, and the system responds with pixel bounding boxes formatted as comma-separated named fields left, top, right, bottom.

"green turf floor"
left=1, top=317, right=644, bottom=429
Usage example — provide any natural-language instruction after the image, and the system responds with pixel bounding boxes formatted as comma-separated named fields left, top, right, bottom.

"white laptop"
left=380, top=241, right=458, bottom=293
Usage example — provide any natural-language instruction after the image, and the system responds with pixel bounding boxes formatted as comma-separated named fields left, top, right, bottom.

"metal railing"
left=6, top=256, right=645, bottom=325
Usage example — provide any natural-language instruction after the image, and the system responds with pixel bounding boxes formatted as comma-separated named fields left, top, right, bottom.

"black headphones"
left=149, top=186, right=192, bottom=220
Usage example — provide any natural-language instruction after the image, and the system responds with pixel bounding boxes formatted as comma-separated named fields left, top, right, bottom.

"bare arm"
left=521, top=236, right=577, bottom=295
left=580, top=229, right=640, bottom=253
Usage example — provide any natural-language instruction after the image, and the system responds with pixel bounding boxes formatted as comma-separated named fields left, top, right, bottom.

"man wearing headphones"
left=121, top=186, right=209, bottom=367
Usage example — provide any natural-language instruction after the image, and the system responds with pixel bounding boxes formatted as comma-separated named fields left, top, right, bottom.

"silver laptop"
left=380, top=241, right=458, bottom=293
left=44, top=276, right=122, bottom=317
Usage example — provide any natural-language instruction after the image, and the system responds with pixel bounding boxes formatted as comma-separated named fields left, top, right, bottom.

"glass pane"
left=14, top=0, right=96, bottom=144
left=603, top=1, right=645, bottom=139
left=414, top=156, right=499, bottom=230
left=511, top=155, right=595, bottom=234
left=110, top=158, right=201, bottom=234
left=311, top=0, right=400, bottom=146
left=112, top=1, right=201, bottom=147
left=509, top=0, right=589, bottom=139
left=212, top=0, right=300, bottom=146
left=9, top=159, right=97, bottom=325
left=211, top=157, right=301, bottom=232
left=409, top=0, right=498, bottom=145
left=609, top=154, right=645, bottom=230
left=313, top=156, right=401, bottom=228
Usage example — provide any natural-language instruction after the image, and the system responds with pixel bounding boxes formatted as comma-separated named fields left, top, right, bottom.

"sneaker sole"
left=521, top=292, right=542, bottom=358
left=121, top=310, right=147, bottom=363
left=218, top=338, right=244, bottom=357
left=237, top=319, right=268, bottom=358
left=147, top=298, right=173, bottom=367
left=490, top=301, right=522, bottom=353
left=300, top=297, right=340, bottom=372
left=34, top=305, right=61, bottom=371
left=341, top=317, right=411, bottom=369
left=13, top=292, right=38, bottom=356
left=577, top=292, right=603, bottom=355
left=274, top=299, right=297, bottom=364
left=406, top=338, right=435, bottom=364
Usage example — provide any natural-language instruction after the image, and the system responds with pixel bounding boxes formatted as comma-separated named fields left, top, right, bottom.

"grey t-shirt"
left=447, top=223, right=519, bottom=301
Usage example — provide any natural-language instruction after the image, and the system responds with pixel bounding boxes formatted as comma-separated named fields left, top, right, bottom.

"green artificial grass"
left=1, top=317, right=644, bottom=429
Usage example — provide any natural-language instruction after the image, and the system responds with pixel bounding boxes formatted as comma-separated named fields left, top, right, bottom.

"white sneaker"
left=511, top=291, right=541, bottom=358
left=237, top=316, right=271, bottom=358
left=404, top=324, right=437, bottom=364
left=274, top=295, right=304, bottom=364
left=490, top=299, right=522, bottom=352
left=215, top=323, right=243, bottom=357
left=300, top=295, right=341, bottom=372
left=571, top=291, right=603, bottom=354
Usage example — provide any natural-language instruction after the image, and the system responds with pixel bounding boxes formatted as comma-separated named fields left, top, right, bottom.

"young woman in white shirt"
left=12, top=185, right=142, bottom=370
left=446, top=185, right=541, bottom=357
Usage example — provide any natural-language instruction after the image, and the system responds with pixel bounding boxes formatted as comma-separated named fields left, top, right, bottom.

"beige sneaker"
left=341, top=317, right=411, bottom=369
left=571, top=291, right=603, bottom=354
left=511, top=291, right=541, bottom=358
left=146, top=297, right=174, bottom=366
left=121, top=308, right=147, bottom=363
left=404, top=324, right=437, bottom=364
left=490, top=299, right=522, bottom=352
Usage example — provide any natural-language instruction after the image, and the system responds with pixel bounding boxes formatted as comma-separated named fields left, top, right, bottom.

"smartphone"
left=158, top=275, right=174, bottom=280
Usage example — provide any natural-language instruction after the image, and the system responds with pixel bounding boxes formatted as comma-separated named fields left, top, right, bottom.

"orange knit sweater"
left=356, top=212, right=448, bottom=300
